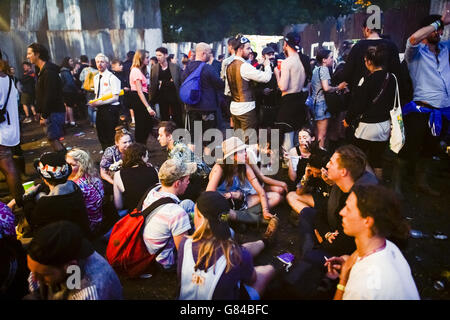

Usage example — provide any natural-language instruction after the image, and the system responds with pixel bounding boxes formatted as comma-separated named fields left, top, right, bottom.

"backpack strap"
left=371, top=72, right=390, bottom=104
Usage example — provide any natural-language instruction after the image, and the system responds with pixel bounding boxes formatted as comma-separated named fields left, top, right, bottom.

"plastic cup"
left=290, top=156, right=300, bottom=169
left=277, top=59, right=283, bottom=70
left=22, top=181, right=34, bottom=192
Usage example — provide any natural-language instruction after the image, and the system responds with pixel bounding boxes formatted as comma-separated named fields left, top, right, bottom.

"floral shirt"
left=168, top=141, right=211, bottom=177
left=100, top=145, right=123, bottom=173
left=0, top=201, right=15, bottom=238
left=73, top=176, right=104, bottom=231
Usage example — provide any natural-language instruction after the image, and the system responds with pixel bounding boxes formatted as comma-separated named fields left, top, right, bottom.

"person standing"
left=88, top=53, right=122, bottom=151
left=226, top=35, right=272, bottom=145
left=20, top=61, right=37, bottom=123
left=273, top=32, right=307, bottom=152
left=0, top=59, right=24, bottom=208
left=59, top=57, right=78, bottom=127
left=26, top=43, right=65, bottom=152
left=129, top=50, right=156, bottom=144
left=396, top=10, right=450, bottom=196
left=149, top=47, right=183, bottom=127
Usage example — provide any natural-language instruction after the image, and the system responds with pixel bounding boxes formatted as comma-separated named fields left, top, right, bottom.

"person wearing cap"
left=255, top=46, right=280, bottom=128
left=226, top=35, right=273, bottom=145
left=273, top=32, right=307, bottom=153
left=141, top=159, right=197, bottom=270
left=22, top=152, right=91, bottom=238
left=178, top=191, right=276, bottom=300
left=394, top=8, right=450, bottom=197
left=206, top=137, right=280, bottom=239
left=26, top=221, right=123, bottom=300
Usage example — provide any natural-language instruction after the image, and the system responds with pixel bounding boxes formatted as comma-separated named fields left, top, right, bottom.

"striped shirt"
left=142, top=186, right=191, bottom=269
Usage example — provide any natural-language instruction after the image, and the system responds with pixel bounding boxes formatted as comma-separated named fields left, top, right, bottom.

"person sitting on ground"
left=25, top=221, right=123, bottom=300
left=113, top=143, right=159, bottom=215
left=286, top=144, right=331, bottom=223
left=286, top=126, right=316, bottom=185
left=178, top=191, right=276, bottom=300
left=22, top=152, right=92, bottom=238
left=0, top=201, right=29, bottom=299
left=141, top=159, right=197, bottom=271
left=206, top=137, right=280, bottom=239
left=157, top=120, right=210, bottom=201
left=326, top=184, right=419, bottom=300
left=99, top=126, right=133, bottom=190
left=66, top=148, right=104, bottom=234
left=298, top=145, right=378, bottom=261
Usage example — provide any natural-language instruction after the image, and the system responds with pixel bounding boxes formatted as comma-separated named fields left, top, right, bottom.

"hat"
left=262, top=47, right=275, bottom=55
left=158, top=159, right=197, bottom=185
left=285, top=32, right=302, bottom=52
left=27, top=221, right=94, bottom=266
left=219, top=137, right=247, bottom=163
left=34, top=152, right=72, bottom=182
left=196, top=191, right=231, bottom=240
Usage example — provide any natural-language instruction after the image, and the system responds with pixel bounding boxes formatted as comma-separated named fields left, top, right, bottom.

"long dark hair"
left=122, top=143, right=148, bottom=168
left=61, top=57, right=73, bottom=70
left=352, top=184, right=410, bottom=241
left=220, top=163, right=246, bottom=189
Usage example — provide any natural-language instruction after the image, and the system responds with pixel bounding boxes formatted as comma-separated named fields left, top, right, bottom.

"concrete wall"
left=0, top=0, right=163, bottom=70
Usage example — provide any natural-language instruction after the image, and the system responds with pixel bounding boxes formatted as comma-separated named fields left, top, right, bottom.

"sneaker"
left=22, top=117, right=32, bottom=124
left=276, top=252, right=295, bottom=272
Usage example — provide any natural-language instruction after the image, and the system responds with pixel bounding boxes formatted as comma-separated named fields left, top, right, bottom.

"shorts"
left=0, top=145, right=13, bottom=160
left=20, top=93, right=35, bottom=106
left=44, top=112, right=65, bottom=141
left=63, top=92, right=79, bottom=108
left=310, top=100, right=331, bottom=121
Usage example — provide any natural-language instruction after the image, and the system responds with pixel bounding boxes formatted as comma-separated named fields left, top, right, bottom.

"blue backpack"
left=179, top=62, right=206, bottom=105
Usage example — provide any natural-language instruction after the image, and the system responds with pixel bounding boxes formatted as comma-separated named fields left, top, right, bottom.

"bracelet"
left=431, top=20, right=442, bottom=31
left=337, top=284, right=346, bottom=292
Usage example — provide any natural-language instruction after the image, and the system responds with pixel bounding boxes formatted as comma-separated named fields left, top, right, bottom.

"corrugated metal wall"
left=0, top=0, right=163, bottom=70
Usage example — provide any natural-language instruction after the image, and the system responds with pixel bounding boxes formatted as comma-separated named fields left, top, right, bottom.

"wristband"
left=337, top=284, right=346, bottom=292
left=431, top=20, right=442, bottom=31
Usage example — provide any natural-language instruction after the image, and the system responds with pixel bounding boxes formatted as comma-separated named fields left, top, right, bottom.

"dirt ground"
left=1, top=118, right=449, bottom=300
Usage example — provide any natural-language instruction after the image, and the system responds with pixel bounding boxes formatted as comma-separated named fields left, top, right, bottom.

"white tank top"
left=179, top=238, right=227, bottom=300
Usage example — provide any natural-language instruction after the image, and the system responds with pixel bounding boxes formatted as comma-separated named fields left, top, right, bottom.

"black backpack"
left=0, top=76, right=13, bottom=125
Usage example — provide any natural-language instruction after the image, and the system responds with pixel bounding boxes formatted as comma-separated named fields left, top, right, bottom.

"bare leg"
left=247, top=192, right=282, bottom=209
left=316, top=119, right=329, bottom=149
left=250, top=265, right=276, bottom=297
left=65, top=104, right=75, bottom=124
left=286, top=191, right=315, bottom=214
left=241, top=240, right=265, bottom=257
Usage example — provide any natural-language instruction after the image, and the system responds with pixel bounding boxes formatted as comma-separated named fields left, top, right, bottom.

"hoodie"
left=35, top=61, right=65, bottom=119
left=181, top=60, right=224, bottom=112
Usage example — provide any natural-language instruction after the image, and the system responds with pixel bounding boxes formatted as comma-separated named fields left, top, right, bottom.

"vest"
left=226, top=60, right=254, bottom=102
left=179, top=238, right=227, bottom=300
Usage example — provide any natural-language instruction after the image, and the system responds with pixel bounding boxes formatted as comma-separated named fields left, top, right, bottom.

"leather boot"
left=415, top=161, right=440, bottom=197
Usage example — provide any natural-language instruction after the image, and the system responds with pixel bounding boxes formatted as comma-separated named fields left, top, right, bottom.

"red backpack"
left=106, top=192, right=176, bottom=278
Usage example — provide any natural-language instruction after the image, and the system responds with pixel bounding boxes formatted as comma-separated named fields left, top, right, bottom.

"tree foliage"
left=160, top=0, right=421, bottom=42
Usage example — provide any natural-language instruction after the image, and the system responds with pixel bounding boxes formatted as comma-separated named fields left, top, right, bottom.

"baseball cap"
left=196, top=191, right=231, bottom=240
left=27, top=221, right=94, bottom=266
left=285, top=32, right=302, bottom=52
left=158, top=159, right=197, bottom=185
left=262, top=47, right=275, bottom=55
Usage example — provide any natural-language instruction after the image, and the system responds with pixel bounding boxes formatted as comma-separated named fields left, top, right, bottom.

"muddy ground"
left=1, top=118, right=449, bottom=300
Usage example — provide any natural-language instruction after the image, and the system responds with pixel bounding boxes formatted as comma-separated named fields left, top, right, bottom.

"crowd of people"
left=1, top=8, right=450, bottom=300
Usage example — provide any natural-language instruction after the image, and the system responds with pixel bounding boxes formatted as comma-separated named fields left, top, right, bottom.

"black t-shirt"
left=158, top=65, right=175, bottom=93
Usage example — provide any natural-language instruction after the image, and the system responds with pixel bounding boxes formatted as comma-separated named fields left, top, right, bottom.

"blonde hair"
left=191, top=208, right=242, bottom=273
left=132, top=49, right=149, bottom=75
left=95, top=53, right=109, bottom=63
left=66, top=148, right=99, bottom=182
left=195, top=42, right=211, bottom=55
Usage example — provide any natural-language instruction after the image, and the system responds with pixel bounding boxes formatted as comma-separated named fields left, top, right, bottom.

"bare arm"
left=409, top=7, right=450, bottom=46
left=113, top=171, right=124, bottom=210
left=246, top=165, right=271, bottom=216
left=173, top=232, right=189, bottom=250
left=250, top=163, right=287, bottom=192
left=135, top=80, right=156, bottom=116
left=206, top=164, right=223, bottom=191
left=100, top=168, right=114, bottom=185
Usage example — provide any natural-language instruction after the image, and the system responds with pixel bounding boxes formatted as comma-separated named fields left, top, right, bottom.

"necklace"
left=357, top=240, right=386, bottom=262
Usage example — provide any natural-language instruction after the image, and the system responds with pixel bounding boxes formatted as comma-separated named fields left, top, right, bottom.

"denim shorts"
left=45, top=112, right=65, bottom=141
left=311, top=100, right=331, bottom=121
